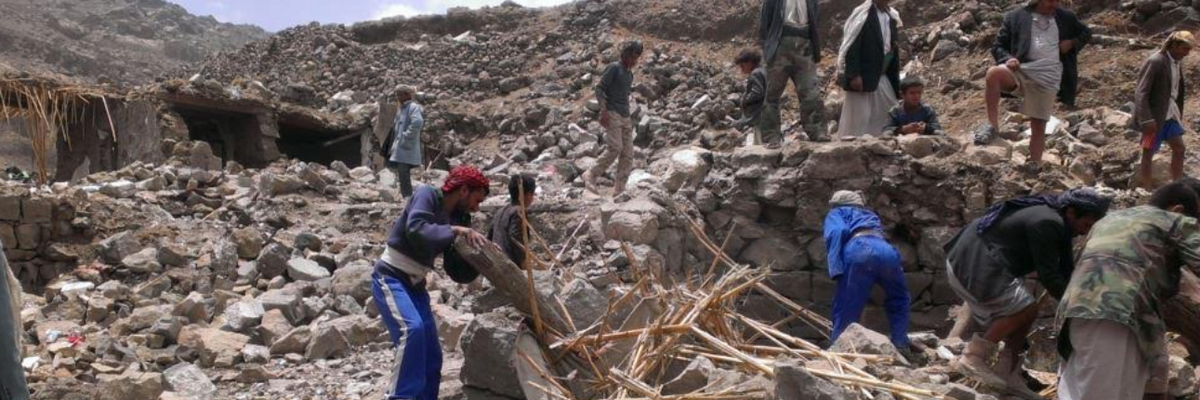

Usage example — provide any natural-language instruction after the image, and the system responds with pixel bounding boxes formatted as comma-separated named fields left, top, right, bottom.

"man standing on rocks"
left=758, top=0, right=825, bottom=145
left=822, top=191, right=910, bottom=352
left=1055, top=182, right=1200, bottom=400
left=836, top=0, right=902, bottom=138
left=1, top=247, right=29, bottom=400
left=975, top=0, right=1090, bottom=165
left=734, top=49, right=768, bottom=144
left=583, top=41, right=643, bottom=196
left=382, top=85, right=425, bottom=198
left=944, top=188, right=1110, bottom=398
left=489, top=174, right=536, bottom=268
left=371, top=165, right=491, bottom=400
left=1135, top=31, right=1194, bottom=190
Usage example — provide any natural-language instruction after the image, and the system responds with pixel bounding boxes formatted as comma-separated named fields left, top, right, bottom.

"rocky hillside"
left=0, top=0, right=267, bottom=85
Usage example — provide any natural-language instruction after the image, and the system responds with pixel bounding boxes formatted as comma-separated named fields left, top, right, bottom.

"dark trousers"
left=392, top=163, right=415, bottom=198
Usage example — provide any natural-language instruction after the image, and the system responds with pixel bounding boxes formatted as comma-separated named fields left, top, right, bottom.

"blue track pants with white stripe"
left=371, top=262, right=441, bottom=400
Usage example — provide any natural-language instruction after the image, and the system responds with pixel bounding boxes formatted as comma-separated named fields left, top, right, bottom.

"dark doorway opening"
left=277, top=122, right=362, bottom=168
left=174, top=106, right=262, bottom=167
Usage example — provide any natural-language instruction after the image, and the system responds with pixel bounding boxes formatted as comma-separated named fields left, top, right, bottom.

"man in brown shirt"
left=1135, top=31, right=1194, bottom=189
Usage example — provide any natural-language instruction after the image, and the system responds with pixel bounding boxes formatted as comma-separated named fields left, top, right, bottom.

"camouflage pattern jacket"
left=1056, top=206, right=1200, bottom=363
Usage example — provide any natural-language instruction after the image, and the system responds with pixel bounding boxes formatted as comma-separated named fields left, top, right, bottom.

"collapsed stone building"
left=3, top=0, right=1200, bottom=399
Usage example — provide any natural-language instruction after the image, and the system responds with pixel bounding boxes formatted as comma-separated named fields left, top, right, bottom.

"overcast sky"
left=166, top=0, right=574, bottom=32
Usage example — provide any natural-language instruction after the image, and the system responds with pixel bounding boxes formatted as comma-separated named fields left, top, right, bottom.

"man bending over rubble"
left=822, top=191, right=910, bottom=353
left=944, top=187, right=1110, bottom=398
left=1056, top=181, right=1200, bottom=400
left=371, top=165, right=491, bottom=400
left=1, top=246, right=29, bottom=400
left=489, top=174, right=536, bottom=268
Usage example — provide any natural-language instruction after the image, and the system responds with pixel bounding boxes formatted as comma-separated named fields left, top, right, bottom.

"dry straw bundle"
left=0, top=77, right=116, bottom=184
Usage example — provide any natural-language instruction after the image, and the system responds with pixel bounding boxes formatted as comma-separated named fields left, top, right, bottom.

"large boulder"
left=460, top=311, right=523, bottom=399
left=600, top=197, right=667, bottom=246
left=332, top=262, right=374, bottom=302
left=660, top=147, right=712, bottom=192
left=178, top=327, right=250, bottom=367
left=828, top=323, right=907, bottom=365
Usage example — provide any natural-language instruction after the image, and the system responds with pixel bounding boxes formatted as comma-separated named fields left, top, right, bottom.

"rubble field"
left=4, top=0, right=1200, bottom=399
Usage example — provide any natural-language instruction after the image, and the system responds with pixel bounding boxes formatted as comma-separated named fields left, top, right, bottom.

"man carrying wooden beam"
left=371, top=165, right=491, bottom=400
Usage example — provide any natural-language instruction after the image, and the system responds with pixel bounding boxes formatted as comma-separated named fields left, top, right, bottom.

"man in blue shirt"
left=823, top=190, right=910, bottom=351
left=382, top=85, right=426, bottom=198
left=372, top=165, right=491, bottom=400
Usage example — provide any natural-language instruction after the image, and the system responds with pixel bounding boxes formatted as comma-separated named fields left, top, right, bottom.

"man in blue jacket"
left=759, top=0, right=825, bottom=145
left=382, top=85, right=426, bottom=198
left=823, top=190, right=910, bottom=351
left=372, top=165, right=491, bottom=400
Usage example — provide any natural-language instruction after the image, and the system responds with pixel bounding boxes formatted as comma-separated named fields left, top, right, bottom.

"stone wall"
left=615, top=137, right=1086, bottom=338
left=0, top=186, right=81, bottom=288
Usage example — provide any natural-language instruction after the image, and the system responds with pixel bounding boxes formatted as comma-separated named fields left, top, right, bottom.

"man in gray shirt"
left=584, top=41, right=642, bottom=196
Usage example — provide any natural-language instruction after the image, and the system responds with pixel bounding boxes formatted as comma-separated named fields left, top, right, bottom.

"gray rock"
left=223, top=299, right=266, bottom=333
left=259, top=173, right=305, bottom=196
left=122, top=248, right=162, bottom=273
left=173, top=292, right=211, bottom=323
left=460, top=311, right=523, bottom=398
left=233, top=227, right=265, bottom=259
left=774, top=359, right=853, bottom=400
left=932, top=41, right=964, bottom=62
left=256, top=243, right=292, bottom=279
left=163, top=362, right=217, bottom=399
left=269, top=325, right=312, bottom=355
left=100, top=232, right=141, bottom=264
left=287, top=258, right=330, bottom=281
left=259, top=289, right=304, bottom=324
left=96, top=372, right=164, bottom=400
left=331, top=262, right=374, bottom=302
left=305, top=323, right=351, bottom=360
left=829, top=323, right=908, bottom=365
left=100, top=180, right=137, bottom=198
left=242, top=344, right=270, bottom=364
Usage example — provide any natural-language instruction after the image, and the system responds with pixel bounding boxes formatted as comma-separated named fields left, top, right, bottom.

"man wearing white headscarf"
left=836, top=0, right=902, bottom=138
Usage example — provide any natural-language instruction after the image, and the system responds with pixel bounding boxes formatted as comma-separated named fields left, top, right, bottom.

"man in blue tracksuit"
left=823, top=190, right=910, bottom=351
left=372, top=166, right=492, bottom=400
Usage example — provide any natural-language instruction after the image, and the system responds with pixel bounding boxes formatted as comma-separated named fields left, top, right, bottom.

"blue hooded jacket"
left=823, top=206, right=885, bottom=279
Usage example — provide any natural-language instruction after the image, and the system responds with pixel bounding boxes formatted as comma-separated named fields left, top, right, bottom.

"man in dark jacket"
left=759, top=0, right=825, bottom=145
left=837, top=0, right=901, bottom=137
left=489, top=174, right=536, bottom=268
left=1135, top=31, right=1194, bottom=189
left=944, top=188, right=1110, bottom=398
left=976, top=0, right=1091, bottom=165
left=372, top=166, right=490, bottom=400
left=734, top=49, right=768, bottom=143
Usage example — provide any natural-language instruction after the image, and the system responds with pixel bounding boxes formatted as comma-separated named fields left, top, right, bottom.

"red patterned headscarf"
left=442, top=165, right=490, bottom=194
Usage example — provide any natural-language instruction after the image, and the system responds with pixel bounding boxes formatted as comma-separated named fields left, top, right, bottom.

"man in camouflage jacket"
left=1056, top=182, right=1200, bottom=400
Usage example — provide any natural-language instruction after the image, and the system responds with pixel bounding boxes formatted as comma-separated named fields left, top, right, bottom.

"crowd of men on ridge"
left=1, top=1, right=1198, bottom=400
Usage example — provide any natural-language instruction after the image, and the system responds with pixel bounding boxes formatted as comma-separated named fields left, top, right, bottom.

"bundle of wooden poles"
left=455, top=205, right=948, bottom=400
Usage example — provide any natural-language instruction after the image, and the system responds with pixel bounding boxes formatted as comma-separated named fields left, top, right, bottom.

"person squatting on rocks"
left=882, top=76, right=944, bottom=136
left=976, top=0, right=1091, bottom=164
left=1, top=247, right=30, bottom=400
left=488, top=174, right=536, bottom=268
left=1054, top=181, right=1200, bottom=400
left=371, top=165, right=491, bottom=400
left=836, top=0, right=902, bottom=139
left=944, top=187, right=1110, bottom=398
left=758, top=0, right=825, bottom=145
left=1135, top=31, right=1195, bottom=190
left=822, top=190, right=911, bottom=353
left=381, top=85, right=426, bottom=198
left=734, top=49, right=768, bottom=144
left=584, top=41, right=643, bottom=196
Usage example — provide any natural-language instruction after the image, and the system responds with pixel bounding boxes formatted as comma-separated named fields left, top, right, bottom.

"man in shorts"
left=944, top=188, right=1109, bottom=398
left=1134, top=31, right=1194, bottom=189
left=974, top=0, right=1091, bottom=165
